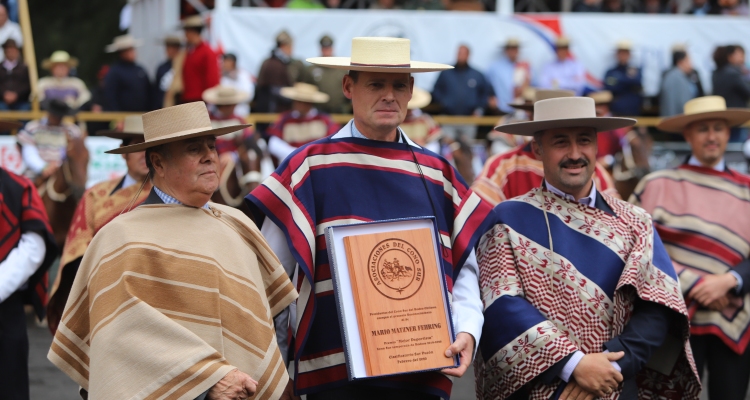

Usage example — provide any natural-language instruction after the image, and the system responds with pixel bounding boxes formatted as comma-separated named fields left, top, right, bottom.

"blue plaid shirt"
left=153, top=186, right=210, bottom=210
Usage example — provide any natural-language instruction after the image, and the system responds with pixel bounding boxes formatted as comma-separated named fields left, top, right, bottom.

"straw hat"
left=97, top=115, right=145, bottom=140
left=105, top=35, right=143, bottom=53
left=202, top=85, right=250, bottom=106
left=408, top=87, right=431, bottom=110
left=658, top=96, right=750, bottom=133
left=616, top=40, right=632, bottom=51
left=307, top=37, right=452, bottom=73
left=555, top=37, right=571, bottom=48
left=42, top=51, right=78, bottom=70
left=509, top=89, right=575, bottom=111
left=161, top=35, right=183, bottom=47
left=496, top=97, right=635, bottom=136
left=587, top=91, right=613, bottom=105
left=181, top=15, right=205, bottom=29
left=280, top=83, right=329, bottom=104
left=504, top=38, right=521, bottom=48
left=106, top=102, right=251, bottom=154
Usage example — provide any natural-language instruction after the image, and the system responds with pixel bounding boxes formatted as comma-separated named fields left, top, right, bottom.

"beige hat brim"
left=105, top=41, right=143, bottom=53
left=657, top=109, right=750, bottom=133
left=280, top=87, right=329, bottom=104
left=202, top=92, right=250, bottom=105
left=96, top=130, right=144, bottom=140
left=496, top=117, right=636, bottom=136
left=42, top=58, right=79, bottom=70
left=307, top=57, right=452, bottom=73
left=106, top=124, right=251, bottom=154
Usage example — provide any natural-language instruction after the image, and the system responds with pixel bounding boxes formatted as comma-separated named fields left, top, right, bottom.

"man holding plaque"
left=246, top=37, right=494, bottom=400
left=475, top=97, right=700, bottom=399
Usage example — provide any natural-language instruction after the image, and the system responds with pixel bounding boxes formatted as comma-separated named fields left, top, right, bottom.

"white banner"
left=211, top=10, right=750, bottom=97
left=0, top=136, right=127, bottom=188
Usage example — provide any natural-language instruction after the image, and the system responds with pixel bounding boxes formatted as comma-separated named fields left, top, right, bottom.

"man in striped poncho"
left=246, top=37, right=494, bottom=400
left=632, top=96, right=750, bottom=400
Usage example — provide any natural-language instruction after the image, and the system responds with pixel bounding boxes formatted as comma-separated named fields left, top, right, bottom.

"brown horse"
left=211, top=133, right=262, bottom=211
left=36, top=134, right=89, bottom=248
left=612, top=127, right=652, bottom=201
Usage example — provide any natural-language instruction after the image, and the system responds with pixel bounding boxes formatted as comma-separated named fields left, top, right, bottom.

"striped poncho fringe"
left=631, top=165, right=750, bottom=354
left=475, top=189, right=700, bottom=400
left=48, top=203, right=297, bottom=399
left=246, top=125, right=494, bottom=397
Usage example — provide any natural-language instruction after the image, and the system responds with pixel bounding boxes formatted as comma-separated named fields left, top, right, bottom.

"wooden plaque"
left=343, top=227, right=454, bottom=376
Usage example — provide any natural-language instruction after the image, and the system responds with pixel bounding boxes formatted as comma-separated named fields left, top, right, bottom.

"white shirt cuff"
left=730, top=270, right=743, bottom=292
left=560, top=350, right=585, bottom=382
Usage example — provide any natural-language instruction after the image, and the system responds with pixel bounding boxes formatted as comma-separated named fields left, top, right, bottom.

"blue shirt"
left=432, top=64, right=492, bottom=115
left=538, top=58, right=587, bottom=95
left=604, top=64, right=643, bottom=116
left=153, top=185, right=210, bottom=210
left=486, top=56, right=517, bottom=114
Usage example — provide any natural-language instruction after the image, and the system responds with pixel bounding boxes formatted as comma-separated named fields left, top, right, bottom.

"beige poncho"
left=48, top=203, right=297, bottom=399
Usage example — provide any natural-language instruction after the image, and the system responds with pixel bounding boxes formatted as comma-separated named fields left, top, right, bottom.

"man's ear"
left=150, top=151, right=165, bottom=178
left=342, top=75, right=354, bottom=100
left=531, top=137, right=542, bottom=158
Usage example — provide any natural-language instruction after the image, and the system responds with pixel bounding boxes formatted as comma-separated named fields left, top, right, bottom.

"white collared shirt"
left=153, top=185, right=210, bottom=210
left=688, top=155, right=725, bottom=172
left=545, top=179, right=597, bottom=207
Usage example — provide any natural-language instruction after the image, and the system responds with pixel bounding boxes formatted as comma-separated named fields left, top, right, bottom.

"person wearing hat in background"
left=603, top=40, right=643, bottom=117
left=254, top=30, right=304, bottom=115
left=103, top=35, right=152, bottom=112
left=49, top=102, right=297, bottom=400
left=179, top=15, right=220, bottom=104
left=265, top=82, right=338, bottom=164
left=302, top=35, right=350, bottom=114
left=247, top=36, right=494, bottom=400
left=712, top=45, right=750, bottom=142
left=221, top=53, right=255, bottom=118
left=154, top=35, right=183, bottom=108
left=46, top=115, right=151, bottom=334
left=202, top=85, right=263, bottom=199
left=473, top=89, right=618, bottom=206
left=0, top=118, right=56, bottom=400
left=660, top=45, right=702, bottom=117
left=0, top=38, right=30, bottom=111
left=631, top=96, right=750, bottom=400
left=476, top=96, right=700, bottom=400
left=588, top=90, right=632, bottom=167
left=36, top=50, right=91, bottom=110
left=486, top=38, right=531, bottom=115
left=401, top=87, right=442, bottom=152
left=17, top=99, right=83, bottom=182
left=538, top=37, right=587, bottom=96
left=0, top=4, right=21, bottom=62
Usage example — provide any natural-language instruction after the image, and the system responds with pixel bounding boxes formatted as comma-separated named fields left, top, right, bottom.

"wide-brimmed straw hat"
left=105, top=35, right=143, bottom=53
left=106, top=102, right=251, bottom=154
left=202, top=85, right=250, bottom=106
left=588, top=90, right=613, bottom=105
left=181, top=15, right=205, bottom=29
left=408, top=87, right=431, bottom=110
left=496, top=97, right=636, bottom=136
left=658, top=96, right=750, bottom=133
left=509, top=89, right=575, bottom=111
left=307, top=37, right=452, bottom=73
left=42, top=51, right=78, bottom=69
left=280, top=83, right=329, bottom=104
left=97, top=115, right=145, bottom=140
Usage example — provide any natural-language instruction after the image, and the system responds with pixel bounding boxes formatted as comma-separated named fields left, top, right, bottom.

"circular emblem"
left=368, top=238, right=425, bottom=300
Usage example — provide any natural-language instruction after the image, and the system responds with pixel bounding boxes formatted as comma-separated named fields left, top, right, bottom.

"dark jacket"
left=254, top=49, right=294, bottom=114
left=154, top=59, right=172, bottom=109
left=604, top=64, right=643, bottom=116
left=432, top=64, right=492, bottom=115
left=0, top=59, right=30, bottom=105
left=103, top=60, right=153, bottom=112
left=712, top=65, right=750, bottom=108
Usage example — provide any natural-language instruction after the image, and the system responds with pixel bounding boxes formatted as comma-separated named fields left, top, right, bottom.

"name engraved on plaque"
left=344, top=228, right=454, bottom=376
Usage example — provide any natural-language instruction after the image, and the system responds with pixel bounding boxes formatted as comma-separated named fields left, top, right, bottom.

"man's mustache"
left=559, top=158, right=589, bottom=168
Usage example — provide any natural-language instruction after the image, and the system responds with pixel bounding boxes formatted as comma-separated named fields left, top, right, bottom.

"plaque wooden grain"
left=343, top=227, right=454, bottom=376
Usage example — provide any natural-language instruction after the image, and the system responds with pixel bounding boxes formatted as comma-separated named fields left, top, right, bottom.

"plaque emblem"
left=368, top=238, right=425, bottom=300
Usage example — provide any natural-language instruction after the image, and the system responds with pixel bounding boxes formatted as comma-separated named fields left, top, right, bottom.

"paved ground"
left=23, top=315, right=725, bottom=400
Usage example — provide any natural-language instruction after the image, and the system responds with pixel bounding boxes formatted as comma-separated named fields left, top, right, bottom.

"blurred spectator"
left=717, top=0, right=749, bottom=14
left=401, top=87, right=442, bottom=153
left=486, top=38, right=531, bottom=114
left=713, top=45, right=750, bottom=141
left=602, top=0, right=625, bottom=12
left=573, top=0, right=602, bottom=12
left=87, top=65, right=110, bottom=135
left=266, top=83, right=338, bottom=164
left=0, top=5, right=20, bottom=63
left=660, top=50, right=697, bottom=117
left=255, top=31, right=304, bottom=113
left=640, top=0, right=668, bottom=13
left=287, top=0, right=325, bottom=8
left=370, top=0, right=400, bottom=8
left=404, top=0, right=447, bottom=10
left=432, top=44, right=495, bottom=139
left=302, top=35, right=350, bottom=114
left=103, top=35, right=152, bottom=112
left=155, top=35, right=183, bottom=108
left=588, top=90, right=629, bottom=167
left=36, top=51, right=90, bottom=109
left=686, top=0, right=717, bottom=13
left=538, top=37, right=587, bottom=95
left=17, top=99, right=82, bottom=181
left=0, top=39, right=29, bottom=110
left=220, top=53, right=254, bottom=117
left=180, top=16, right=220, bottom=103
left=603, top=40, right=642, bottom=116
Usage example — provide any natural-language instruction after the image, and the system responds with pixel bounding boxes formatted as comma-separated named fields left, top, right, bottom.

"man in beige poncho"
left=48, top=102, right=298, bottom=400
